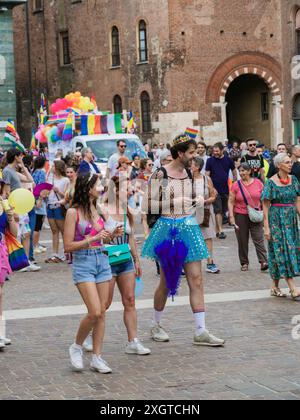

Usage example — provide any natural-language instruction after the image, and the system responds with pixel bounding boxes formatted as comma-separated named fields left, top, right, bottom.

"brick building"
left=12, top=0, right=300, bottom=147
left=0, top=0, right=26, bottom=144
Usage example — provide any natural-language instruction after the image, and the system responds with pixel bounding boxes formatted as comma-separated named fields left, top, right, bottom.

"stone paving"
left=1, top=228, right=300, bottom=400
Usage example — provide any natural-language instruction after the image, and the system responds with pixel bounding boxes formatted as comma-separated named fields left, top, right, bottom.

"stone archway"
left=206, top=52, right=283, bottom=147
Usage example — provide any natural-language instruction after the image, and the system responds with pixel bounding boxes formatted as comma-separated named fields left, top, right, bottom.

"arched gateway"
left=206, top=52, right=283, bottom=147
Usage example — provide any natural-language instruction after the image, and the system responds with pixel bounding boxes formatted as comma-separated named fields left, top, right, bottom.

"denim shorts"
left=111, top=258, right=135, bottom=277
left=47, top=205, right=65, bottom=221
left=72, top=249, right=112, bottom=285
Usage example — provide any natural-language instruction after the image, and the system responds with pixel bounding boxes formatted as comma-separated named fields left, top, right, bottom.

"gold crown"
left=172, top=135, right=190, bottom=147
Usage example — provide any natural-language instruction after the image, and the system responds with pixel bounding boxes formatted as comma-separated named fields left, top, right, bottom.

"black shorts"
left=35, top=214, right=45, bottom=232
left=213, top=194, right=229, bottom=215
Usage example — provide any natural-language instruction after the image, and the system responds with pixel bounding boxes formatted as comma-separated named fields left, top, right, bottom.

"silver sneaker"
left=151, top=324, right=170, bottom=342
left=125, top=339, right=151, bottom=355
left=83, top=335, right=93, bottom=352
left=193, top=330, right=225, bottom=347
left=90, top=356, right=112, bottom=374
left=0, top=338, right=5, bottom=349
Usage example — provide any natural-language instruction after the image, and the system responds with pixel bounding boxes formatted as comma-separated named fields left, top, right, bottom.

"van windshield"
left=87, top=139, right=146, bottom=163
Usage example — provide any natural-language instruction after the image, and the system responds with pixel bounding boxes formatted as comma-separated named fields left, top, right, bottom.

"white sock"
left=194, top=312, right=206, bottom=336
left=154, top=310, right=164, bottom=325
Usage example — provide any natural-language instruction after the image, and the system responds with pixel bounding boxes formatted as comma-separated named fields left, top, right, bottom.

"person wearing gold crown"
left=142, top=134, right=225, bottom=347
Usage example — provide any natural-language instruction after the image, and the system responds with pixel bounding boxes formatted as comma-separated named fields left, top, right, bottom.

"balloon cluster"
left=50, top=92, right=96, bottom=114
left=35, top=123, right=65, bottom=144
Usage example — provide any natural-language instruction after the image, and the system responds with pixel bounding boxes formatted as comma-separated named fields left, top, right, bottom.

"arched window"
left=111, top=26, right=120, bottom=67
left=113, top=95, right=123, bottom=114
left=141, top=91, right=151, bottom=133
left=296, top=10, right=300, bottom=54
left=138, top=20, right=148, bottom=63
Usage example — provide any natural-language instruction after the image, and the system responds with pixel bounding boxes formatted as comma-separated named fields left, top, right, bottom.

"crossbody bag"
left=105, top=212, right=132, bottom=266
left=237, top=181, right=263, bottom=223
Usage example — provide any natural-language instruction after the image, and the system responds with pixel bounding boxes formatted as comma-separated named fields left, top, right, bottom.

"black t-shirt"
left=292, top=162, right=300, bottom=183
left=241, top=154, right=264, bottom=178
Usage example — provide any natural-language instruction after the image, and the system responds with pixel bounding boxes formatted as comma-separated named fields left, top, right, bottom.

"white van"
left=71, top=133, right=147, bottom=174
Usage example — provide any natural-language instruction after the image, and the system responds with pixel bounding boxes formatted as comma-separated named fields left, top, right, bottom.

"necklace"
left=277, top=173, right=290, bottom=185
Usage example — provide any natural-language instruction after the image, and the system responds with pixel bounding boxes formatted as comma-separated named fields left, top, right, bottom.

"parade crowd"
left=0, top=135, right=300, bottom=375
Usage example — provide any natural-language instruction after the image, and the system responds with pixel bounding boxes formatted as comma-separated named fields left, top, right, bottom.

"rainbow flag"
left=185, top=128, right=199, bottom=139
left=127, top=111, right=135, bottom=132
left=30, top=129, right=36, bottom=150
left=62, top=112, right=73, bottom=141
left=80, top=114, right=123, bottom=135
left=4, top=120, right=26, bottom=153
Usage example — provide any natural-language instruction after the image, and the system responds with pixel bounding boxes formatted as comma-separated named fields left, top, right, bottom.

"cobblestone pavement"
left=1, top=227, right=300, bottom=400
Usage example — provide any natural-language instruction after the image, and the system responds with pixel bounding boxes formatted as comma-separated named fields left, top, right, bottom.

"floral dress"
left=262, top=176, right=300, bottom=280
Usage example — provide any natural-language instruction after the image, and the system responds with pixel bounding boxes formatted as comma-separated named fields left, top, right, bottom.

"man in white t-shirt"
left=106, top=140, right=127, bottom=179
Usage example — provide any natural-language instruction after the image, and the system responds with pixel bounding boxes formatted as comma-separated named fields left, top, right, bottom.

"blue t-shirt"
left=32, top=169, right=47, bottom=216
left=206, top=155, right=235, bottom=195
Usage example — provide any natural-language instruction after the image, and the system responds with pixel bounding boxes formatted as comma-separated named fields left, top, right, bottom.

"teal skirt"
left=142, top=216, right=209, bottom=264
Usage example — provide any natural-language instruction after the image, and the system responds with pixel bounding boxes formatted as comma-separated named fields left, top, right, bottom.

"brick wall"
left=13, top=0, right=300, bottom=146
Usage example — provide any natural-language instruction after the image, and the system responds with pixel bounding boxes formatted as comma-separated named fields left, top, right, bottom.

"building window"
left=141, top=91, right=151, bottom=132
left=111, top=26, right=121, bottom=67
left=138, top=20, right=148, bottom=63
left=33, top=0, right=43, bottom=12
left=60, top=32, right=71, bottom=66
left=0, top=55, right=6, bottom=85
left=261, top=92, right=269, bottom=121
left=113, top=95, right=123, bottom=114
left=296, top=10, right=300, bottom=54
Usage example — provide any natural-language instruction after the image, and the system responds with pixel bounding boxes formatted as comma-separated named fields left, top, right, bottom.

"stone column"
left=271, top=96, right=284, bottom=147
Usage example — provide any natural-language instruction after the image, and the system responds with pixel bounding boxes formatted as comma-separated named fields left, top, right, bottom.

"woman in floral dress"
left=262, top=153, right=300, bottom=300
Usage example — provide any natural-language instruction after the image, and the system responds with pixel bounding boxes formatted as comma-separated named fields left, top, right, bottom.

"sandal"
left=45, top=256, right=61, bottom=264
left=241, top=265, right=249, bottom=272
left=271, top=288, right=287, bottom=298
left=290, top=290, right=300, bottom=301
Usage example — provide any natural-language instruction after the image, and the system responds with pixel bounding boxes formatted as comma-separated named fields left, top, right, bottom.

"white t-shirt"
left=107, top=153, right=122, bottom=178
left=48, top=177, right=70, bottom=205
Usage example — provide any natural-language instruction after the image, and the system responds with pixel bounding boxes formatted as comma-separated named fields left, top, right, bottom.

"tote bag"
left=5, top=230, right=30, bottom=272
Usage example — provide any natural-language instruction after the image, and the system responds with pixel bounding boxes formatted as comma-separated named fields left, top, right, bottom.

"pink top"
left=231, top=179, right=264, bottom=215
left=74, top=210, right=105, bottom=248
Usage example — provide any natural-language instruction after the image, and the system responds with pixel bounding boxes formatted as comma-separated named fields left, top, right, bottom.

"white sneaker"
left=69, top=344, right=84, bottom=371
left=1, top=337, right=11, bottom=346
left=34, top=246, right=43, bottom=255
left=125, top=339, right=151, bottom=355
left=90, top=355, right=112, bottom=374
left=20, top=263, right=41, bottom=273
left=38, top=244, right=47, bottom=253
left=151, top=324, right=170, bottom=342
left=83, top=335, right=93, bottom=352
left=0, top=338, right=5, bottom=349
left=193, top=330, right=225, bottom=347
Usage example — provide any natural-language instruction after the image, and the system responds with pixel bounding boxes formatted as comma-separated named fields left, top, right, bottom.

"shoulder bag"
left=105, top=212, right=132, bottom=266
left=237, top=181, right=264, bottom=223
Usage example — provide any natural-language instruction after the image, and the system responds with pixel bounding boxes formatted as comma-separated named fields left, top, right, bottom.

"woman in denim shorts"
left=64, top=174, right=123, bottom=374
left=101, top=176, right=151, bottom=356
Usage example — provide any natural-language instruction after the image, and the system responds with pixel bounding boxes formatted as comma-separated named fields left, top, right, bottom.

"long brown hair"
left=54, top=160, right=66, bottom=177
left=72, top=174, right=99, bottom=221
left=106, top=176, right=134, bottom=227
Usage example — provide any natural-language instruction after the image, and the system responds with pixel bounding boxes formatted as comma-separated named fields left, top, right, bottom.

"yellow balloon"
left=8, top=189, right=35, bottom=215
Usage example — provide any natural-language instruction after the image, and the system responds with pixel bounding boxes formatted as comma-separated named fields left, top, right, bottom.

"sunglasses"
left=147, top=163, right=154, bottom=167
left=119, top=145, right=127, bottom=148
left=249, top=144, right=257, bottom=147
